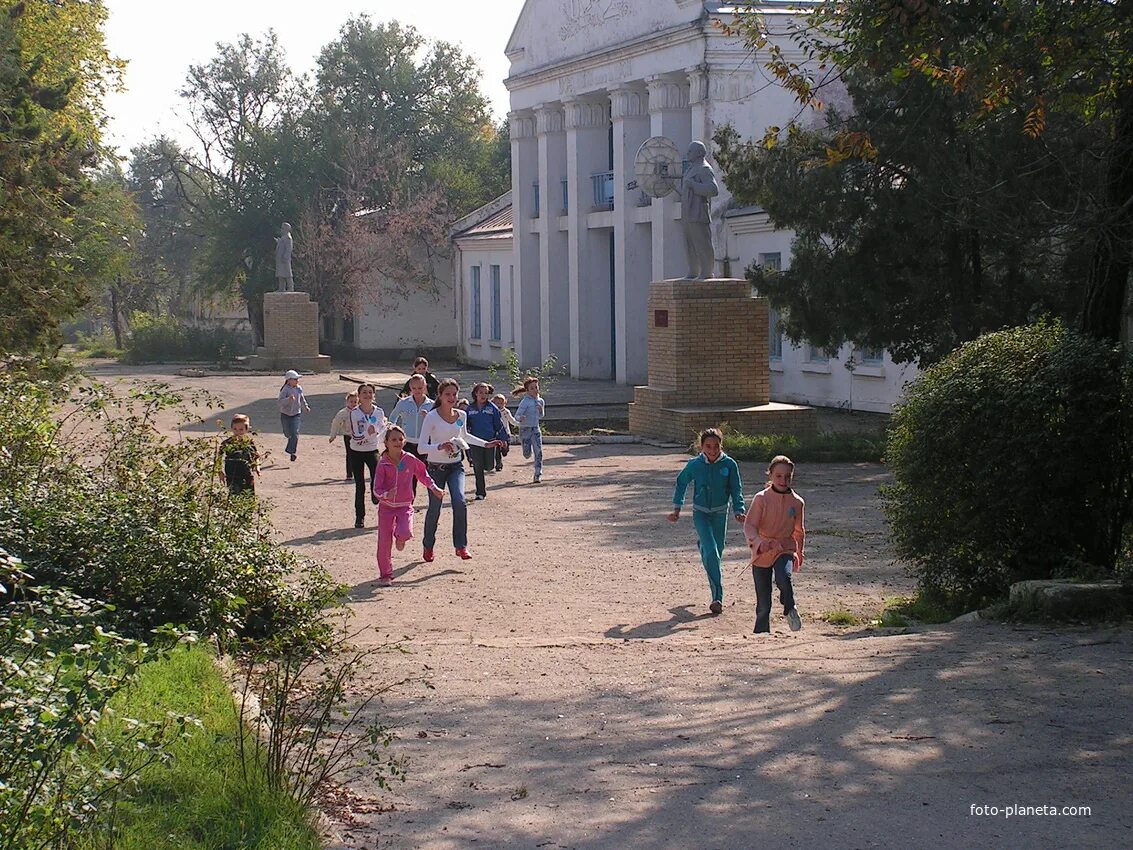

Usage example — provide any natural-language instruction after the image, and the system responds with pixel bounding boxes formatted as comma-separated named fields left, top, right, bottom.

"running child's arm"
left=372, top=463, right=395, bottom=501
left=668, top=459, right=695, bottom=521
left=417, top=413, right=442, bottom=453
left=793, top=499, right=806, bottom=571
left=537, top=397, right=545, bottom=417
left=299, top=388, right=311, bottom=412
left=412, top=459, right=445, bottom=500
left=251, top=441, right=260, bottom=476
left=743, top=494, right=764, bottom=551
left=515, top=397, right=530, bottom=424
left=729, top=458, right=746, bottom=521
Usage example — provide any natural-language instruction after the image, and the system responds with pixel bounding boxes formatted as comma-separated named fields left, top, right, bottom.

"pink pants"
left=376, top=503, right=413, bottom=579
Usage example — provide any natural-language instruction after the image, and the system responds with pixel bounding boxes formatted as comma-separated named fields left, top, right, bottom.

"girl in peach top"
left=743, top=455, right=805, bottom=634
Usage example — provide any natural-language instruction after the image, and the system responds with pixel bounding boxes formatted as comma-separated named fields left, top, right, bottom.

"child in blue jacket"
left=667, top=428, right=746, bottom=614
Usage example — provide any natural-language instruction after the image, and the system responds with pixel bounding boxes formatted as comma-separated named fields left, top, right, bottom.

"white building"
left=462, top=0, right=915, bottom=412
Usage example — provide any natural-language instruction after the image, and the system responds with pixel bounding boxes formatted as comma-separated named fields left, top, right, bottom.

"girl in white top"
left=417, top=378, right=505, bottom=561
left=347, top=383, right=386, bottom=528
left=328, top=390, right=358, bottom=480
left=491, top=392, right=518, bottom=472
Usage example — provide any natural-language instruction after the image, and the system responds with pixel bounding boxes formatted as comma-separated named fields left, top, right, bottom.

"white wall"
left=454, top=236, right=516, bottom=366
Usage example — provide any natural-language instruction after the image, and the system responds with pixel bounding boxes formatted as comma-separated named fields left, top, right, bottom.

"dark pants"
left=494, top=445, right=504, bottom=471
left=224, top=460, right=254, bottom=496
left=753, top=554, right=797, bottom=633
left=348, top=448, right=378, bottom=523
left=406, top=442, right=425, bottom=496
left=424, top=462, right=467, bottom=549
left=281, top=413, right=301, bottom=456
left=468, top=445, right=492, bottom=497
left=342, top=435, right=351, bottom=478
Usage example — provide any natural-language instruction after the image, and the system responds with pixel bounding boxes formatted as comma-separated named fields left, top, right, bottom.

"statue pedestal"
left=243, top=291, right=331, bottom=373
left=628, top=278, right=815, bottom=443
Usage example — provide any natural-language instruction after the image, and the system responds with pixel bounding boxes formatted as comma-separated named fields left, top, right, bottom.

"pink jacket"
left=372, top=452, right=437, bottom=508
left=743, top=485, right=806, bottom=568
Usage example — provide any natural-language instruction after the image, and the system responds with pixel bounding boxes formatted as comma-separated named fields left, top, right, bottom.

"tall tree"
left=0, top=0, right=121, bottom=353
left=719, top=0, right=1133, bottom=351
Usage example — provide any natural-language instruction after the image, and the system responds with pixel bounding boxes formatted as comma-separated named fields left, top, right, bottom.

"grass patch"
left=89, top=644, right=320, bottom=850
left=821, top=609, right=861, bottom=626
left=705, top=429, right=886, bottom=464
left=874, top=593, right=966, bottom=627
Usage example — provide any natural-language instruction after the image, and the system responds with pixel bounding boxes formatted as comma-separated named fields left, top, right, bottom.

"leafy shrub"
left=123, top=312, right=251, bottom=365
left=0, top=549, right=190, bottom=850
left=883, top=322, right=1133, bottom=608
left=72, top=327, right=124, bottom=359
left=690, top=427, right=886, bottom=464
left=0, top=374, right=341, bottom=651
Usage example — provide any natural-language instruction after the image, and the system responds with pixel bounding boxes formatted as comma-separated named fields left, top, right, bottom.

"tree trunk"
left=1082, top=84, right=1133, bottom=342
left=109, top=276, right=123, bottom=349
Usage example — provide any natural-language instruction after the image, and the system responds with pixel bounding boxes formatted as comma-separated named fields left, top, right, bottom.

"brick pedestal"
left=629, top=278, right=815, bottom=443
left=244, top=291, right=331, bottom=373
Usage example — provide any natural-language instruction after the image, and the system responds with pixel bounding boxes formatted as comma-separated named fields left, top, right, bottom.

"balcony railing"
left=591, top=171, right=614, bottom=210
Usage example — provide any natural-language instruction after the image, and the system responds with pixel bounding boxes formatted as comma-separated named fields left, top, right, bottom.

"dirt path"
left=108, top=365, right=1131, bottom=849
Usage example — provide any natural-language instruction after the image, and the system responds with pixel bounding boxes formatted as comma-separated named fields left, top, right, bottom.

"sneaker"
left=709, top=600, right=723, bottom=615
left=370, top=495, right=379, bottom=505
left=422, top=547, right=434, bottom=562
left=354, top=519, right=365, bottom=529
left=495, top=465, right=503, bottom=472
left=377, top=576, right=393, bottom=587
left=290, top=453, right=297, bottom=462
left=474, top=493, right=486, bottom=500
left=455, top=547, right=472, bottom=560
left=786, top=608, right=803, bottom=631
left=533, top=474, right=541, bottom=483
left=395, top=537, right=406, bottom=551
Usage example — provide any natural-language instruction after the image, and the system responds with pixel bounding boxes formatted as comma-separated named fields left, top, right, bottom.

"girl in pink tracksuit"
left=372, top=425, right=444, bottom=586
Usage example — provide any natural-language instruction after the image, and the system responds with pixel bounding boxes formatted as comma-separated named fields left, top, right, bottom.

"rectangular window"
left=807, top=344, right=828, bottom=363
left=469, top=265, right=481, bottom=340
left=769, top=308, right=783, bottom=359
left=860, top=346, right=884, bottom=365
left=490, top=265, right=501, bottom=341
left=322, top=315, right=335, bottom=340
left=342, top=317, right=354, bottom=344
left=759, top=252, right=782, bottom=271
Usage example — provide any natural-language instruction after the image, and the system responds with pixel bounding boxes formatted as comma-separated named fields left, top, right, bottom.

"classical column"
left=536, top=104, right=570, bottom=370
left=686, top=66, right=710, bottom=149
left=647, top=75, right=692, bottom=284
left=564, top=96, right=612, bottom=379
left=610, top=85, right=652, bottom=385
left=509, top=111, right=541, bottom=368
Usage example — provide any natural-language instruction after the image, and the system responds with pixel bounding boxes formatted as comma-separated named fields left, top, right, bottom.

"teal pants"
left=693, top=511, right=728, bottom=603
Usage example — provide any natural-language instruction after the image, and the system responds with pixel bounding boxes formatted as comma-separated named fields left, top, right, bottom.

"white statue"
left=680, top=141, right=719, bottom=279
left=275, top=222, right=294, bottom=292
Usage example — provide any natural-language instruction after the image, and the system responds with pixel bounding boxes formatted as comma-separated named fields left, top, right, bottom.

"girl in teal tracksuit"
left=667, top=428, right=746, bottom=615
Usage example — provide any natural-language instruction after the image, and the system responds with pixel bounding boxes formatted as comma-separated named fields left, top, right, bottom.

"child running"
left=278, top=369, right=311, bottom=462
left=372, top=425, right=444, bottom=586
left=743, top=455, right=805, bottom=633
left=491, top=392, right=518, bottom=472
left=513, top=376, right=545, bottom=483
left=667, top=428, right=746, bottom=615
left=218, top=414, right=260, bottom=495
left=388, top=374, right=434, bottom=497
left=348, top=383, right=386, bottom=529
left=328, top=390, right=359, bottom=480
left=465, top=382, right=509, bottom=500
left=400, top=356, right=440, bottom=400
left=417, top=378, right=506, bottom=561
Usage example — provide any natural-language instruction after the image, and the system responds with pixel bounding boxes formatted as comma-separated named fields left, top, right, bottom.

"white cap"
left=284, top=369, right=300, bottom=379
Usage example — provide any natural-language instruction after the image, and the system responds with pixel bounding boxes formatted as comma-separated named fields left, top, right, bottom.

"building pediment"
left=506, top=0, right=707, bottom=78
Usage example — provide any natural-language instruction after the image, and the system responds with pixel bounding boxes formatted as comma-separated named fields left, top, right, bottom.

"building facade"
left=464, top=1, right=917, bottom=411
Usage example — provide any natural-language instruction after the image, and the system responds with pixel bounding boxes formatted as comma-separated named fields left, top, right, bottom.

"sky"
left=102, top=0, right=527, bottom=158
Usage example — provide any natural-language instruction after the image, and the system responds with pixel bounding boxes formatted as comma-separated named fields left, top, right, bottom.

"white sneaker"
left=786, top=608, right=802, bottom=631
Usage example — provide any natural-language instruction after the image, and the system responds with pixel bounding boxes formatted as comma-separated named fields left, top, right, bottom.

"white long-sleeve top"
left=498, top=406, right=520, bottom=433
left=417, top=408, right=489, bottom=464
left=328, top=406, right=353, bottom=438
left=349, top=404, right=386, bottom=452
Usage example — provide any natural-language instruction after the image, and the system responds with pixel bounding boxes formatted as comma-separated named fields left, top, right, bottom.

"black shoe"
left=290, top=453, right=297, bottom=462
left=354, top=519, right=364, bottom=529
left=370, top=495, right=379, bottom=505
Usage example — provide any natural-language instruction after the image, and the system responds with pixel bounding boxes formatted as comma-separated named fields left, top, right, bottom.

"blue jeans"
left=521, top=427, right=543, bottom=476
left=693, top=511, right=728, bottom=603
left=424, top=462, right=467, bottom=549
left=280, top=413, right=301, bottom=455
left=753, top=554, right=797, bottom=633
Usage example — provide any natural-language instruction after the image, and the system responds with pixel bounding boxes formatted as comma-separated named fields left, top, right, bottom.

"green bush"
left=123, top=312, right=251, bottom=365
left=0, top=549, right=189, bottom=850
left=693, top=427, right=886, bottom=464
left=0, top=374, right=340, bottom=651
left=72, top=327, right=124, bottom=359
left=883, top=322, right=1133, bottom=608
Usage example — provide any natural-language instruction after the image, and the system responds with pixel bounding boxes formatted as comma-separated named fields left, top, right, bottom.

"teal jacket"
left=673, top=452, right=745, bottom=516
